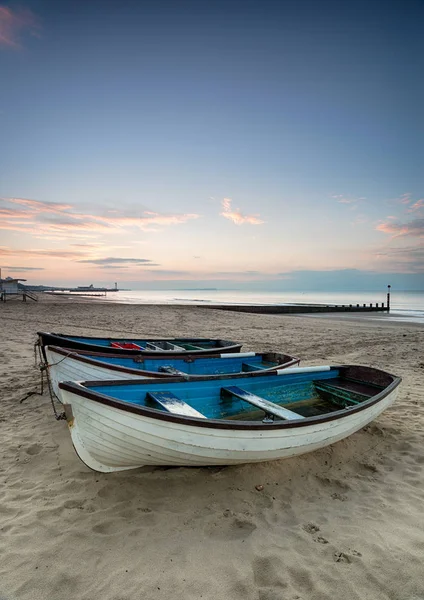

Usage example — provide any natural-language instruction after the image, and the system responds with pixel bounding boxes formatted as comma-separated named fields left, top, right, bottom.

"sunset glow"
left=1, top=1, right=422, bottom=289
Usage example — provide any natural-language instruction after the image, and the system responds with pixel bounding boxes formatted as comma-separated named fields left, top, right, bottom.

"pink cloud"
left=0, top=207, right=33, bottom=219
left=408, top=199, right=424, bottom=213
left=376, top=218, right=424, bottom=238
left=0, top=197, right=200, bottom=239
left=7, top=197, right=72, bottom=212
left=0, top=247, right=88, bottom=259
left=220, top=198, right=264, bottom=225
left=398, top=193, right=412, bottom=205
left=0, top=5, right=40, bottom=48
left=103, top=211, right=200, bottom=230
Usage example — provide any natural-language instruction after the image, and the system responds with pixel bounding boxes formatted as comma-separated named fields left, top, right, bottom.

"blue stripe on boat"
left=86, top=354, right=275, bottom=375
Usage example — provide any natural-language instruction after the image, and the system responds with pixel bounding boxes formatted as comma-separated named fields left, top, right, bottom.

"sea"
left=95, top=289, right=424, bottom=325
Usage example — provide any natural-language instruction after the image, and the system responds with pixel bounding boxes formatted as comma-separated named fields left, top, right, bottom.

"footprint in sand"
left=25, top=444, right=43, bottom=456
left=331, top=492, right=347, bottom=501
left=92, top=521, right=124, bottom=535
left=359, top=462, right=379, bottom=474
left=206, top=516, right=257, bottom=541
left=333, top=552, right=352, bottom=563
left=316, top=475, right=350, bottom=492
left=314, top=536, right=329, bottom=544
left=302, top=522, right=320, bottom=534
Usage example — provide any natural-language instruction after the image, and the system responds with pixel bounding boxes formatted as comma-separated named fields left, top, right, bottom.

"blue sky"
left=0, top=0, right=423, bottom=289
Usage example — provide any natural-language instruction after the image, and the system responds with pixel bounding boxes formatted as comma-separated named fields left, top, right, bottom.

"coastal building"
left=0, top=276, right=37, bottom=302
left=0, top=276, right=26, bottom=296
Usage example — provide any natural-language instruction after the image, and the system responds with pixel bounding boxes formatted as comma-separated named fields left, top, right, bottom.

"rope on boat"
left=34, top=339, right=39, bottom=368
left=20, top=340, right=66, bottom=421
left=20, top=340, right=46, bottom=403
left=45, top=350, right=79, bottom=368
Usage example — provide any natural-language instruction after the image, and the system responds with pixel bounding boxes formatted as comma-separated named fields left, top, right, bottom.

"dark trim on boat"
left=59, top=366, right=401, bottom=431
left=47, top=346, right=300, bottom=377
left=38, top=332, right=242, bottom=356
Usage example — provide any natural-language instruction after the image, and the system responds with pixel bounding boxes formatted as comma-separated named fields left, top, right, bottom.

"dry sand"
left=1, top=295, right=423, bottom=600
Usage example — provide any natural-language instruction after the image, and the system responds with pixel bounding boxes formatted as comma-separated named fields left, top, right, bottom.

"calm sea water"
left=97, top=289, right=424, bottom=325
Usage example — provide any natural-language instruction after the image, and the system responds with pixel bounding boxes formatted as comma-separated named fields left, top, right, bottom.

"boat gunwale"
left=47, top=345, right=300, bottom=377
left=59, top=366, right=401, bottom=431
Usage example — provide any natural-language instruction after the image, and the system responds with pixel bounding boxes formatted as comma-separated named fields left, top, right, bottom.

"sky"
left=0, top=0, right=423, bottom=290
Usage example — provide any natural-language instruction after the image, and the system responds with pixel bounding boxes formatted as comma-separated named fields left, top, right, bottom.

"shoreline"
left=9, top=292, right=424, bottom=327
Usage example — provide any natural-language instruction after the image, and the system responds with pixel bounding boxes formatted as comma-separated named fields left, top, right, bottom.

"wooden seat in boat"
left=314, top=381, right=371, bottom=405
left=221, top=386, right=304, bottom=421
left=164, top=342, right=186, bottom=351
left=316, top=378, right=380, bottom=396
left=145, top=342, right=164, bottom=351
left=181, top=344, right=203, bottom=351
left=146, top=391, right=206, bottom=418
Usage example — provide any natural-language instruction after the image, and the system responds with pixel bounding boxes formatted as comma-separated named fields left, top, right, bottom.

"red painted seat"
left=110, top=342, right=142, bottom=350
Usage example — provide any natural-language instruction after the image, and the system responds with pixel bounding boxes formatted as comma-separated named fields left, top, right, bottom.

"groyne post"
left=387, top=285, right=391, bottom=312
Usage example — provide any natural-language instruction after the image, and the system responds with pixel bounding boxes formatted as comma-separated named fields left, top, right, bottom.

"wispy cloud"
left=332, top=194, right=366, bottom=209
left=376, top=218, right=424, bottom=238
left=0, top=247, right=88, bottom=259
left=77, top=257, right=159, bottom=267
left=220, top=198, right=264, bottom=225
left=0, top=265, right=44, bottom=271
left=70, top=243, right=103, bottom=248
left=7, top=197, right=72, bottom=213
left=0, top=197, right=200, bottom=240
left=397, top=193, right=412, bottom=205
left=0, top=5, right=41, bottom=49
left=374, top=246, right=424, bottom=273
left=103, top=211, right=200, bottom=229
left=408, top=199, right=424, bottom=213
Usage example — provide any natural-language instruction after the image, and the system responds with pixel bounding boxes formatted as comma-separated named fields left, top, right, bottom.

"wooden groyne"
left=195, top=302, right=389, bottom=315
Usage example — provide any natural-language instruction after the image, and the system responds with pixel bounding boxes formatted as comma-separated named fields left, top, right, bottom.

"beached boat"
left=58, top=365, right=401, bottom=473
left=45, top=346, right=300, bottom=401
left=38, top=332, right=242, bottom=356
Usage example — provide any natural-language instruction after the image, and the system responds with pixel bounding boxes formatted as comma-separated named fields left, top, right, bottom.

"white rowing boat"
left=58, top=365, right=401, bottom=473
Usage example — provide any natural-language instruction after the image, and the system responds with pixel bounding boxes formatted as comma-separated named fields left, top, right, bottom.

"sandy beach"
left=1, top=295, right=423, bottom=600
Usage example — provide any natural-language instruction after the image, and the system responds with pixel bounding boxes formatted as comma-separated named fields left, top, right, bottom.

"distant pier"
left=26, top=282, right=121, bottom=296
left=195, top=286, right=392, bottom=315
left=195, top=300, right=390, bottom=316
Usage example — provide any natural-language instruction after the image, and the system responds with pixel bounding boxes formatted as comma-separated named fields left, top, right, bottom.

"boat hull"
left=59, top=377, right=399, bottom=473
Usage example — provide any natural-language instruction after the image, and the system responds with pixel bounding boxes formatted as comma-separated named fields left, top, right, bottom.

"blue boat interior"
left=86, top=370, right=384, bottom=421
left=87, top=354, right=281, bottom=375
left=66, top=336, right=224, bottom=351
